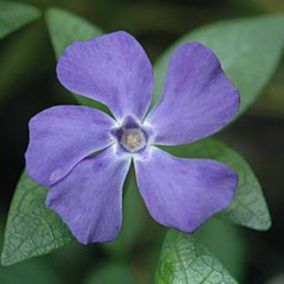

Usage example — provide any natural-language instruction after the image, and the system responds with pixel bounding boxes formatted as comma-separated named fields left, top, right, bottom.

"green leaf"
left=251, top=57, right=284, bottom=118
left=153, top=15, right=284, bottom=116
left=45, top=8, right=109, bottom=111
left=163, top=138, right=271, bottom=230
left=1, top=172, right=73, bottom=266
left=155, top=230, right=237, bottom=284
left=0, top=223, right=62, bottom=284
left=196, top=219, right=247, bottom=282
left=0, top=2, right=40, bottom=39
left=46, top=7, right=102, bottom=59
left=84, top=263, right=134, bottom=284
left=103, top=169, right=147, bottom=256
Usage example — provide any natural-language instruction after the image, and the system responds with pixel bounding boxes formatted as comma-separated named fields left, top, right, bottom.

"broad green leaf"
left=0, top=222, right=62, bottom=284
left=251, top=57, right=284, bottom=118
left=84, top=263, right=134, bottom=284
left=103, top=169, right=147, bottom=256
left=46, top=8, right=109, bottom=111
left=196, top=219, right=247, bottom=282
left=153, top=15, right=284, bottom=116
left=155, top=230, right=237, bottom=284
left=164, top=138, right=271, bottom=230
left=1, top=172, right=73, bottom=266
left=0, top=2, right=40, bottom=39
left=46, top=8, right=102, bottom=58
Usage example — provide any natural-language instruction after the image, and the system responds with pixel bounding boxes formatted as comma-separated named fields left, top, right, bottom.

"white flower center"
left=120, top=128, right=146, bottom=153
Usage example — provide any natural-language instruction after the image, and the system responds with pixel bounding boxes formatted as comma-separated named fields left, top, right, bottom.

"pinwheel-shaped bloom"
left=26, top=31, right=240, bottom=244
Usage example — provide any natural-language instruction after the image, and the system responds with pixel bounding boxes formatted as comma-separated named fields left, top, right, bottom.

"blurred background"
left=0, top=0, right=284, bottom=283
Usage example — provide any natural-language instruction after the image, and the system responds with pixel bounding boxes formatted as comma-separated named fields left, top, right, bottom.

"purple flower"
left=25, top=31, right=240, bottom=244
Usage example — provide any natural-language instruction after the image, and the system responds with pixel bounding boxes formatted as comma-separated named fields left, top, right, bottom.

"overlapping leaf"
left=1, top=173, right=73, bottom=266
left=0, top=2, right=40, bottom=39
left=196, top=219, right=247, bottom=282
left=155, top=230, right=237, bottom=284
left=164, top=138, right=271, bottom=230
left=153, top=15, right=284, bottom=116
left=46, top=8, right=108, bottom=110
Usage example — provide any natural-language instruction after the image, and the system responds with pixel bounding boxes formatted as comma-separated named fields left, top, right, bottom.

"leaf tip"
left=257, top=214, right=272, bottom=231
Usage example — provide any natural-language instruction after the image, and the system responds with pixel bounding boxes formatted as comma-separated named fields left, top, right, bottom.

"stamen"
left=120, top=128, right=146, bottom=153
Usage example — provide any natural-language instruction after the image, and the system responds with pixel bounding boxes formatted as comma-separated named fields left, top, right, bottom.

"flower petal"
left=146, top=43, right=240, bottom=145
left=57, top=31, right=153, bottom=121
left=46, top=147, right=131, bottom=244
left=25, top=105, right=115, bottom=186
left=134, top=147, right=237, bottom=234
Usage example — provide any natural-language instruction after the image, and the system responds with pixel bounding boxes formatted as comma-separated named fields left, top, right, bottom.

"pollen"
left=120, top=128, right=146, bottom=153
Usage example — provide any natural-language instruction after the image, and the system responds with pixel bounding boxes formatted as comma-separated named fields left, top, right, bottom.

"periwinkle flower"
left=25, top=31, right=240, bottom=244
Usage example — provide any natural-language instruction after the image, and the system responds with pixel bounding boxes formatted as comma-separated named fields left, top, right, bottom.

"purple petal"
left=146, top=43, right=240, bottom=145
left=46, top=147, right=131, bottom=244
left=57, top=31, right=153, bottom=121
left=25, top=106, right=115, bottom=186
left=134, top=147, right=237, bottom=233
